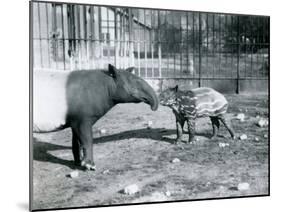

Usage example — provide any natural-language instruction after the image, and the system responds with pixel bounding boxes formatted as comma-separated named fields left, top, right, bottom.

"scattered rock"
left=102, top=169, right=110, bottom=174
left=254, top=137, right=260, bottom=142
left=239, top=134, right=248, bottom=140
left=100, top=129, right=107, bottom=134
left=264, top=134, right=268, bottom=138
left=238, top=182, right=250, bottom=191
left=146, top=121, right=153, bottom=129
left=165, top=191, right=171, bottom=197
left=67, top=171, right=79, bottom=178
left=236, top=113, right=245, bottom=122
left=122, top=184, right=140, bottom=195
left=255, top=115, right=260, bottom=119
left=257, top=119, right=268, bottom=127
left=172, top=158, right=181, bottom=163
left=219, top=142, right=230, bottom=148
left=206, top=182, right=211, bottom=186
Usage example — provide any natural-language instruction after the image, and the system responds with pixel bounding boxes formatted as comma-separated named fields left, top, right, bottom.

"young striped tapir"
left=159, top=85, right=235, bottom=144
left=33, top=64, right=159, bottom=171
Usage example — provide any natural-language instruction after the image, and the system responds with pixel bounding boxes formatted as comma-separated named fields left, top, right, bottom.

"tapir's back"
left=191, top=87, right=228, bottom=117
left=178, top=87, right=228, bottom=118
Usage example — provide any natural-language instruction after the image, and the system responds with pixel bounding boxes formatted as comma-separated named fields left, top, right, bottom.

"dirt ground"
left=32, top=94, right=269, bottom=210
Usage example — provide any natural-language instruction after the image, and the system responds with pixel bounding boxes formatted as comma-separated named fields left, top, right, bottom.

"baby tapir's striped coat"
left=159, top=86, right=235, bottom=144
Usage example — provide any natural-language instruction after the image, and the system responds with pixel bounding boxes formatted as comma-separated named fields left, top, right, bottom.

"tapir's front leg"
left=71, top=119, right=95, bottom=171
left=72, top=129, right=83, bottom=166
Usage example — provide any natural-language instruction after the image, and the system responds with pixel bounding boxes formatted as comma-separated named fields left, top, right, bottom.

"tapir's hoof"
left=81, top=161, right=96, bottom=171
left=174, top=139, right=181, bottom=145
left=188, top=138, right=195, bottom=144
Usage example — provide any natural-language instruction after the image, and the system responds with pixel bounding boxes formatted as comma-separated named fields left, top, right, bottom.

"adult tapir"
left=33, top=64, right=159, bottom=171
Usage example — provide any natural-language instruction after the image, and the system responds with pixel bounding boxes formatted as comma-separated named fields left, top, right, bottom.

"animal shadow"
left=33, top=137, right=83, bottom=170
left=32, top=128, right=211, bottom=168
left=94, top=128, right=210, bottom=144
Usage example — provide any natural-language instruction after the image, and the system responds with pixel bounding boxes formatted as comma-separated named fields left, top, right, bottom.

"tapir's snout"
left=145, top=85, right=159, bottom=111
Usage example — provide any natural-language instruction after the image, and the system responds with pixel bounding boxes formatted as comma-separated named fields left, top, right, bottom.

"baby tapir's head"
left=159, top=85, right=179, bottom=106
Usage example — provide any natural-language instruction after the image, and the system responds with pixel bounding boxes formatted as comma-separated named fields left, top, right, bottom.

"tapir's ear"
left=126, top=67, right=135, bottom=73
left=174, top=85, right=178, bottom=92
left=108, top=64, right=117, bottom=78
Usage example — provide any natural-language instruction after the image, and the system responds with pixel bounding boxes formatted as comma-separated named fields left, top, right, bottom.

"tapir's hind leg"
left=210, top=116, right=220, bottom=139
left=218, top=114, right=235, bottom=139
left=71, top=119, right=95, bottom=171
left=187, top=118, right=196, bottom=143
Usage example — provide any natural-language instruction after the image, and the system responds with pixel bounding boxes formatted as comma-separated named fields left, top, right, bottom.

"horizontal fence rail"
left=32, top=2, right=269, bottom=93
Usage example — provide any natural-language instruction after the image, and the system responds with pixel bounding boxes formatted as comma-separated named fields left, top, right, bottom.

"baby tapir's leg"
left=175, top=115, right=185, bottom=144
left=218, top=114, right=236, bottom=139
left=187, top=118, right=196, bottom=143
left=210, top=116, right=220, bottom=139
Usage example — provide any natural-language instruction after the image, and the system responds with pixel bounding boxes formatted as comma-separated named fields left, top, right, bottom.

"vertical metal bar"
left=138, top=42, right=141, bottom=76
left=144, top=9, right=147, bottom=77
left=231, top=15, right=234, bottom=78
left=218, top=14, right=221, bottom=76
left=172, top=12, right=176, bottom=77
left=151, top=10, right=154, bottom=77
left=250, top=16, right=253, bottom=78
left=128, top=8, right=134, bottom=67
left=192, top=12, right=195, bottom=78
left=211, top=13, right=213, bottom=78
left=37, top=3, right=43, bottom=68
left=99, top=7, right=103, bottom=68
left=198, top=13, right=202, bottom=87
left=186, top=12, right=189, bottom=77
left=180, top=13, right=183, bottom=76
left=206, top=13, right=209, bottom=77
left=236, top=16, right=240, bottom=94
left=166, top=11, right=169, bottom=77
left=77, top=6, right=82, bottom=69
left=158, top=10, right=162, bottom=78
left=114, top=8, right=118, bottom=67
left=89, top=6, right=93, bottom=68
left=52, top=3, right=58, bottom=69
left=83, top=5, right=89, bottom=69
left=107, top=8, right=110, bottom=64
left=61, top=4, right=66, bottom=70
left=45, top=3, right=51, bottom=68
left=224, top=15, right=228, bottom=77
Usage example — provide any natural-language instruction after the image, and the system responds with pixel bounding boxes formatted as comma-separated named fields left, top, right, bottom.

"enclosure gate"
left=32, top=2, right=269, bottom=93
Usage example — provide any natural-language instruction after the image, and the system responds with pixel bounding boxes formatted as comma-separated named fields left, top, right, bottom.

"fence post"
left=158, top=10, right=162, bottom=78
left=198, top=13, right=202, bottom=87
left=128, top=8, right=134, bottom=67
left=236, top=16, right=240, bottom=94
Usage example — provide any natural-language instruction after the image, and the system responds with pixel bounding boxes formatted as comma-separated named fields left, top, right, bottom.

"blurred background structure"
left=32, top=2, right=269, bottom=93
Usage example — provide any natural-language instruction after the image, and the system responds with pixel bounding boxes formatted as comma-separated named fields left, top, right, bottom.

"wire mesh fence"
left=32, top=2, right=269, bottom=87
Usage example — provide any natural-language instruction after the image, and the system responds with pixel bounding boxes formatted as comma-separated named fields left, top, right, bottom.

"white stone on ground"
left=172, top=158, right=181, bottom=163
left=257, top=119, right=268, bottom=127
left=165, top=191, right=171, bottom=197
left=122, top=184, right=140, bottom=195
left=100, top=129, right=107, bottom=134
left=146, top=121, right=153, bottom=129
left=238, top=182, right=250, bottom=191
left=68, top=171, right=79, bottom=178
left=219, top=142, right=230, bottom=148
left=239, top=134, right=248, bottom=140
left=236, top=113, right=245, bottom=122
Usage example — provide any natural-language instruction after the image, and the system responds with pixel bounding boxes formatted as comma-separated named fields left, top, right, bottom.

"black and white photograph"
left=30, top=0, right=269, bottom=211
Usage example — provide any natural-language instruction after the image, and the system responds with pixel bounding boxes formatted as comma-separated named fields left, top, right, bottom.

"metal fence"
left=32, top=2, right=269, bottom=90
